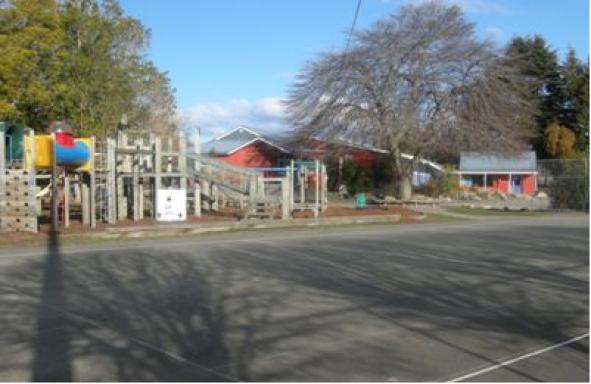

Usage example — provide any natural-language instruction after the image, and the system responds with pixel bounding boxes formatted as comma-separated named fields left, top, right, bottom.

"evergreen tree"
left=505, top=35, right=562, bottom=157
left=506, top=36, right=589, bottom=157
left=559, top=48, right=588, bottom=151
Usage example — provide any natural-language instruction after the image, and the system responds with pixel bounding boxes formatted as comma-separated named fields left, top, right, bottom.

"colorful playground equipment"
left=0, top=121, right=95, bottom=232
left=0, top=120, right=327, bottom=233
left=0, top=122, right=26, bottom=164
left=24, top=122, right=92, bottom=171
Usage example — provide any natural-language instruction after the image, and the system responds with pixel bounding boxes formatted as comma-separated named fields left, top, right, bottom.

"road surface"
left=0, top=214, right=588, bottom=381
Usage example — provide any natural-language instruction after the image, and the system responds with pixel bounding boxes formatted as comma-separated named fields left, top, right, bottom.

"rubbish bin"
left=354, top=193, right=367, bottom=209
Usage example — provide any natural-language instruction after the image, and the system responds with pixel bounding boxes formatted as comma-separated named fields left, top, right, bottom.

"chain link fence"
left=537, top=159, right=589, bottom=211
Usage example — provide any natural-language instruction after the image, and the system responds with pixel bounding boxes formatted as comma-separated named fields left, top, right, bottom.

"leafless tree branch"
left=285, top=2, right=535, bottom=198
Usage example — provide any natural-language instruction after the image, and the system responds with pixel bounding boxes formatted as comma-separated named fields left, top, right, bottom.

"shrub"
left=341, top=159, right=372, bottom=195
left=545, top=123, right=576, bottom=158
left=415, top=170, right=459, bottom=197
left=547, top=159, right=589, bottom=210
left=549, top=172, right=589, bottom=210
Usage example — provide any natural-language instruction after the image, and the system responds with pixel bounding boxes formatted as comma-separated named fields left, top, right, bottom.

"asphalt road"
left=0, top=215, right=588, bottom=381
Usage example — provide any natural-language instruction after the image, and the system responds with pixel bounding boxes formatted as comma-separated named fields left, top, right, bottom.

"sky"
left=119, top=0, right=589, bottom=139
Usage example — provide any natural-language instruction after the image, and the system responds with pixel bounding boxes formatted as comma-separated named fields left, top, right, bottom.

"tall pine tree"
left=505, top=35, right=561, bottom=157
left=559, top=48, right=589, bottom=151
left=506, top=36, right=589, bottom=157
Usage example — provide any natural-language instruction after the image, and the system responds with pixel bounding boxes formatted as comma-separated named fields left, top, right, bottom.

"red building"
left=289, top=137, right=443, bottom=188
left=457, top=151, right=538, bottom=195
left=293, top=137, right=385, bottom=168
left=201, top=126, right=289, bottom=168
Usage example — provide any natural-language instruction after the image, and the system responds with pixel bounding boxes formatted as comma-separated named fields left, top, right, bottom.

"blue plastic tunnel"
left=54, top=141, right=90, bottom=167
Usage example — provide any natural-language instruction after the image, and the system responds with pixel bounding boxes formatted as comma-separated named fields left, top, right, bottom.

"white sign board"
left=156, top=189, right=186, bottom=221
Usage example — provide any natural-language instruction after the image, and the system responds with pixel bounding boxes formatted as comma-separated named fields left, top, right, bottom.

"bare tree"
left=285, top=2, right=534, bottom=199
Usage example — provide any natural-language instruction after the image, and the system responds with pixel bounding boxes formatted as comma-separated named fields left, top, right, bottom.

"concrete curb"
left=0, top=214, right=433, bottom=250
left=85, top=214, right=412, bottom=240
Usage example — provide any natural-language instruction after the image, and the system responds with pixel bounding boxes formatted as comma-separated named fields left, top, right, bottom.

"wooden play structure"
left=0, top=121, right=328, bottom=233
left=95, top=130, right=188, bottom=224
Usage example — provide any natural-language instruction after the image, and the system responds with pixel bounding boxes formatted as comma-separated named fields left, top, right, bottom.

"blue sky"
left=120, top=0, right=589, bottom=138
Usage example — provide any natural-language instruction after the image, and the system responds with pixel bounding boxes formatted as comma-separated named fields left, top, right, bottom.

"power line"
left=345, top=0, right=362, bottom=53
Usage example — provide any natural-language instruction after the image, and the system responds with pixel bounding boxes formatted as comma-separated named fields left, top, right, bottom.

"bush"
left=415, top=170, right=459, bottom=197
left=324, top=157, right=341, bottom=191
left=549, top=173, right=589, bottom=210
left=546, top=159, right=589, bottom=210
left=373, top=155, right=394, bottom=190
left=341, top=159, right=372, bottom=196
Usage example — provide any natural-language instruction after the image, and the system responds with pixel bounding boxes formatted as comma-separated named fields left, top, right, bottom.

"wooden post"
left=51, top=132, right=59, bottom=230
left=167, top=137, right=173, bottom=173
left=201, top=179, right=210, bottom=211
left=0, top=131, right=4, bottom=206
left=78, top=175, right=88, bottom=225
left=132, top=138, right=140, bottom=221
left=211, top=183, right=218, bottom=211
left=321, top=163, right=328, bottom=212
left=138, top=137, right=145, bottom=220
left=117, top=177, right=126, bottom=221
left=116, top=132, right=128, bottom=221
left=249, top=175, right=257, bottom=198
left=153, top=136, right=162, bottom=218
left=179, top=132, right=187, bottom=216
left=64, top=172, right=70, bottom=228
left=138, top=179, right=144, bottom=220
left=300, top=166, right=305, bottom=204
left=193, top=126, right=201, bottom=164
left=257, top=175, right=265, bottom=198
left=314, top=160, right=320, bottom=218
left=81, top=173, right=90, bottom=225
left=107, top=137, right=116, bottom=224
left=281, top=178, right=289, bottom=219
left=0, top=131, right=5, bottom=172
left=28, top=129, right=35, bottom=171
left=289, top=160, right=294, bottom=212
left=193, top=183, right=201, bottom=217
left=0, top=131, right=5, bottom=223
left=337, top=156, right=343, bottom=188
left=89, top=136, right=96, bottom=228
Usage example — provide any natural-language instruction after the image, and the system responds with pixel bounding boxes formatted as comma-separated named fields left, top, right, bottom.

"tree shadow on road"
left=0, top=248, right=281, bottom=380
left=0, top=240, right=391, bottom=381
left=0, top=223, right=587, bottom=381
left=219, top=224, right=589, bottom=380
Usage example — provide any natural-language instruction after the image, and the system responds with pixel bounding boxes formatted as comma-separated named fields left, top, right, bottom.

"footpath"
left=0, top=212, right=428, bottom=249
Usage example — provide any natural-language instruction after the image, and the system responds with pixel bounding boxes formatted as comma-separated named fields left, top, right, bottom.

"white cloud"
left=451, top=0, right=510, bottom=14
left=408, top=0, right=510, bottom=15
left=485, top=26, right=505, bottom=39
left=181, top=97, right=288, bottom=140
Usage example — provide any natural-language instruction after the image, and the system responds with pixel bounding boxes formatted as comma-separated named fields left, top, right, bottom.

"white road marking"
left=447, top=332, right=590, bottom=382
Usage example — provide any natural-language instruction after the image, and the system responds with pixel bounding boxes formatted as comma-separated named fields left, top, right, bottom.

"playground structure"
left=0, top=122, right=327, bottom=233
left=0, top=121, right=95, bottom=232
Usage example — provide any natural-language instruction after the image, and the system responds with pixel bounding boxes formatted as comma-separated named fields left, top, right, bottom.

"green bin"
left=354, top=193, right=367, bottom=209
